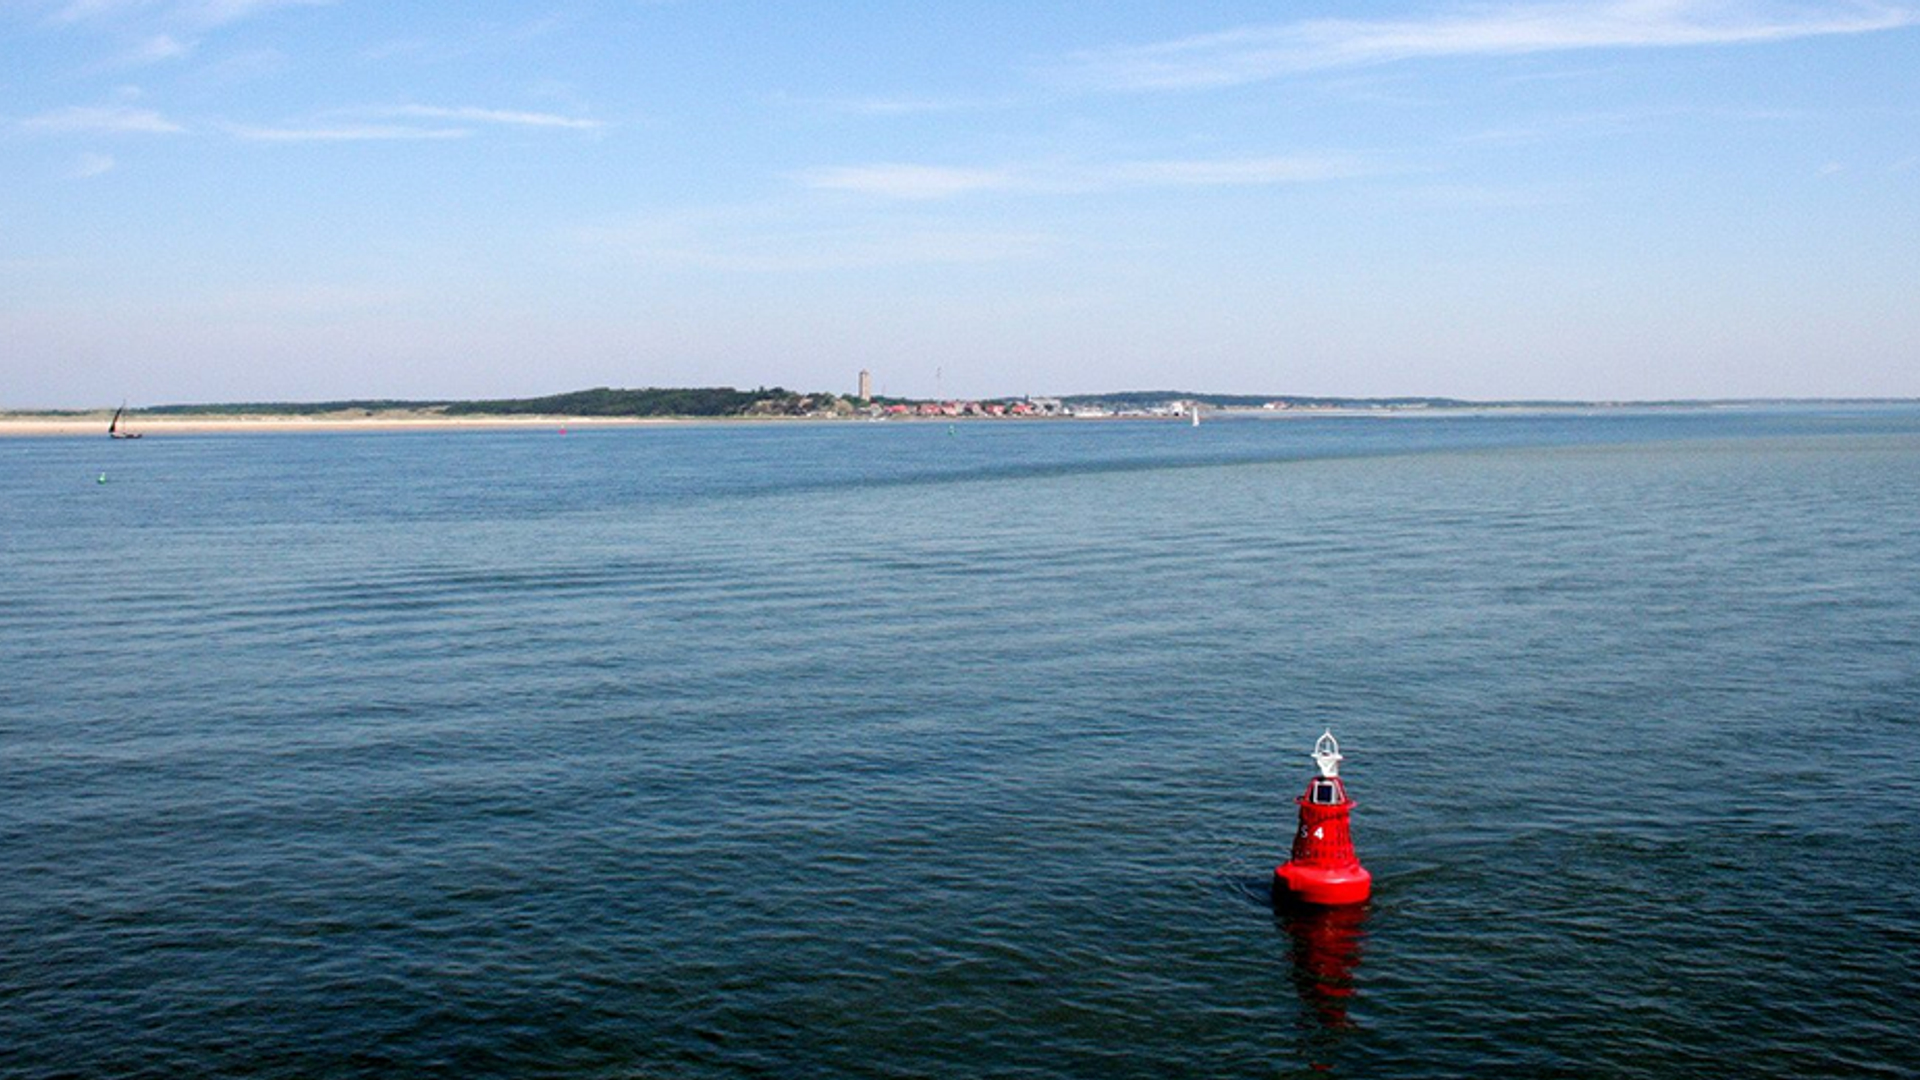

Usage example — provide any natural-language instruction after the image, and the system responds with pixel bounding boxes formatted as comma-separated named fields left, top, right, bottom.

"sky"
left=3, top=0, right=1918, bottom=406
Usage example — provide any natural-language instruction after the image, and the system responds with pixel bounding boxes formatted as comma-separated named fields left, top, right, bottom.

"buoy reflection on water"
left=1278, top=900, right=1368, bottom=1030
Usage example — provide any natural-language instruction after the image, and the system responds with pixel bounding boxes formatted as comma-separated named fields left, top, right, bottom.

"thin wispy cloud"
left=783, top=93, right=1014, bottom=117
left=801, top=165, right=1018, bottom=201
left=800, top=155, right=1368, bottom=200
left=377, top=105, right=604, bottom=130
left=51, top=0, right=333, bottom=30
left=837, top=97, right=990, bottom=116
left=225, top=123, right=469, bottom=142
left=126, top=33, right=191, bottom=63
left=43, top=0, right=331, bottom=67
left=359, top=14, right=569, bottom=65
left=185, top=0, right=329, bottom=26
left=45, top=0, right=142, bottom=23
left=20, top=104, right=184, bottom=133
left=221, top=104, right=599, bottom=142
left=1105, top=156, right=1365, bottom=186
left=1066, top=1, right=1919, bottom=89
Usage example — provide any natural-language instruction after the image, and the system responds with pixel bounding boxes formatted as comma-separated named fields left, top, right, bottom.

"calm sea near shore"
left=3, top=408, right=1918, bottom=1078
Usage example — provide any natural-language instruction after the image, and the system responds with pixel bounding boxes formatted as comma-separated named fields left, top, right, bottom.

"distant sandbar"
left=0, top=413, right=687, bottom=437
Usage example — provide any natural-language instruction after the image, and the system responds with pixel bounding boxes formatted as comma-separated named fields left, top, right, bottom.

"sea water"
left=3, top=409, right=1917, bottom=1078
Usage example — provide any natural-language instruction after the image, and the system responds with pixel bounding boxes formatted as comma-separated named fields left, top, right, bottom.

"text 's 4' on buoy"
left=1275, top=730, right=1371, bottom=906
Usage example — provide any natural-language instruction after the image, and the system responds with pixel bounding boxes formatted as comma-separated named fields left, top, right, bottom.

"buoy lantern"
left=1275, top=730, right=1372, bottom=906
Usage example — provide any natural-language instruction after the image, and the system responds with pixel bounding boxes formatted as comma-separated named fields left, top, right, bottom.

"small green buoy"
left=97, top=473, right=108, bottom=484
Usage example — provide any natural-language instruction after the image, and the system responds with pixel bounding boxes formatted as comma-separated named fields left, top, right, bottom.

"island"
left=2, top=385, right=1911, bottom=437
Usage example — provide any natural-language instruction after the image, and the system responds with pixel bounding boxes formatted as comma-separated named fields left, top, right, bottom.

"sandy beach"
left=0, top=413, right=690, bottom=437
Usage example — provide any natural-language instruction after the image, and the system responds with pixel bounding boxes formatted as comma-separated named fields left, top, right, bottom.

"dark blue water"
left=4, top=410, right=1918, bottom=1078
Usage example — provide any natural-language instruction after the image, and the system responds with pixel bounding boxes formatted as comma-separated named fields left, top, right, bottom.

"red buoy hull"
left=1274, top=861, right=1372, bottom=906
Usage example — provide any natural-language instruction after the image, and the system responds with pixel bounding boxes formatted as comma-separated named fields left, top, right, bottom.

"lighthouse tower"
left=1275, top=731, right=1372, bottom=906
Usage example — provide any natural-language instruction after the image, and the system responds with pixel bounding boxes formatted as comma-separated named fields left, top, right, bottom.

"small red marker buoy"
left=1275, top=730, right=1372, bottom=906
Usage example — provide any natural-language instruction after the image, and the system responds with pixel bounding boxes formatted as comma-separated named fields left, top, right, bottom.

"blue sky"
left=4, top=1, right=1917, bottom=406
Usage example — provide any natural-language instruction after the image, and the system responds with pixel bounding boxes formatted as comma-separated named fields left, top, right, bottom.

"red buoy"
left=1274, top=730, right=1372, bottom=906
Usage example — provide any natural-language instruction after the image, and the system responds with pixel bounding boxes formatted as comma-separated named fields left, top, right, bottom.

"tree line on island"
left=140, top=387, right=866, bottom=418
left=445, top=386, right=863, bottom=417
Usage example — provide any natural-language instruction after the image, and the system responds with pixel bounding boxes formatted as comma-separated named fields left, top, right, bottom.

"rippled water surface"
left=4, top=410, right=1918, bottom=1078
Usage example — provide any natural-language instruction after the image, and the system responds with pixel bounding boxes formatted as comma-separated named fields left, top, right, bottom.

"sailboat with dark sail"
left=108, top=404, right=142, bottom=439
